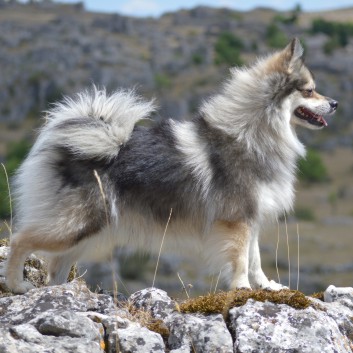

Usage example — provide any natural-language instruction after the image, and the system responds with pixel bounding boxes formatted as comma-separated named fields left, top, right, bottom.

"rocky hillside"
left=0, top=1, right=353, bottom=149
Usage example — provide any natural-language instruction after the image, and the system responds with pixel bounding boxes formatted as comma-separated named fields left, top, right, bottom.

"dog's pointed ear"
left=282, top=37, right=304, bottom=73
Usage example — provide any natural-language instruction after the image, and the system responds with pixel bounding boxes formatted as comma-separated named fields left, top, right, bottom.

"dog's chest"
left=257, top=177, right=295, bottom=218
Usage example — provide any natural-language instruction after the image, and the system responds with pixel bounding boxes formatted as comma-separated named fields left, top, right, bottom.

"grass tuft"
left=0, top=237, right=9, bottom=247
left=125, top=301, right=170, bottom=338
left=310, top=291, right=325, bottom=301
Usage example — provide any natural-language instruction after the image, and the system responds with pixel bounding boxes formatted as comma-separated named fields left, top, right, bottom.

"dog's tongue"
left=318, top=116, right=328, bottom=127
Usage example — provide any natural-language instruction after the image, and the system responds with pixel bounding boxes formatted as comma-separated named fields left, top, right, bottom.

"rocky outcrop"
left=1, top=277, right=353, bottom=352
left=1, top=245, right=353, bottom=352
left=229, top=296, right=353, bottom=353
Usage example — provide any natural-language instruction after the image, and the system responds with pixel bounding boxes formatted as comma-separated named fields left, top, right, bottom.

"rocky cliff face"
left=0, top=2, right=353, bottom=148
left=1, top=247, right=353, bottom=353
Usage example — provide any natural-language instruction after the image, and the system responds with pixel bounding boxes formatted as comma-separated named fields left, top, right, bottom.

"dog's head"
left=267, top=38, right=338, bottom=130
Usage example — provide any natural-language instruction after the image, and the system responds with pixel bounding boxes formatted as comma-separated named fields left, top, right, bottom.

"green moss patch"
left=180, top=288, right=313, bottom=316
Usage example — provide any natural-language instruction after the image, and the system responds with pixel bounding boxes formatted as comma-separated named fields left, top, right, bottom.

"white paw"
left=6, top=280, right=35, bottom=294
left=265, top=280, right=288, bottom=291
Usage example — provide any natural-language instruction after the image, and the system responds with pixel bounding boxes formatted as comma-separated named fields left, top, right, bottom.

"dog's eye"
left=303, top=89, right=313, bottom=97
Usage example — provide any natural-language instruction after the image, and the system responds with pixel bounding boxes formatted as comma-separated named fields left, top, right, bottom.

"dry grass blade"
left=296, top=223, right=300, bottom=291
left=93, top=169, right=122, bottom=352
left=284, top=213, right=290, bottom=289
left=213, top=268, right=222, bottom=294
left=276, top=217, right=281, bottom=285
left=93, top=169, right=109, bottom=226
left=152, top=208, right=172, bottom=288
left=125, top=301, right=170, bottom=338
left=177, top=272, right=190, bottom=299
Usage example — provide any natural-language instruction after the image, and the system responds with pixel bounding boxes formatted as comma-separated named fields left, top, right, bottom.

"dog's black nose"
left=329, top=100, right=338, bottom=110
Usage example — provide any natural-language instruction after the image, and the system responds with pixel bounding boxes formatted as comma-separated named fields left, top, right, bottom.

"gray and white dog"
left=4, top=38, right=337, bottom=293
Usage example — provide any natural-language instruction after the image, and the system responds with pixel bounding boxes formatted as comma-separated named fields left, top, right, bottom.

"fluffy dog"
left=4, top=38, right=337, bottom=293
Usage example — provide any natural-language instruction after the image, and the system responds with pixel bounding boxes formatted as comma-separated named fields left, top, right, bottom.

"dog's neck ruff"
left=200, top=77, right=306, bottom=162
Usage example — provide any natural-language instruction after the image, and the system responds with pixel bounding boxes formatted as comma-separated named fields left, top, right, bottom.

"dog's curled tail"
left=40, top=86, right=156, bottom=159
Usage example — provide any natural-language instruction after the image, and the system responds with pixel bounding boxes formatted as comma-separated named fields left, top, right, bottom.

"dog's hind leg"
left=47, top=249, right=81, bottom=285
left=211, top=220, right=251, bottom=289
left=6, top=227, right=73, bottom=294
left=6, top=229, right=37, bottom=294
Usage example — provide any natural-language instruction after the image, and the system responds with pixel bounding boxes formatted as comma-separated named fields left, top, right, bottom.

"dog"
left=4, top=38, right=337, bottom=294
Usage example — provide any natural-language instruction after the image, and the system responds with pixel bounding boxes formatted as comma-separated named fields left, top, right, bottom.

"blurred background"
left=0, top=0, right=352, bottom=297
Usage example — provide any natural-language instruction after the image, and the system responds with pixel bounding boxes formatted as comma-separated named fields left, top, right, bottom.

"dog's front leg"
left=248, top=226, right=284, bottom=290
left=248, top=224, right=270, bottom=289
left=212, top=220, right=251, bottom=289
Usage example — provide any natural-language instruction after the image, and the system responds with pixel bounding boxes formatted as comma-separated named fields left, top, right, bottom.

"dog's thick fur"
left=4, top=38, right=338, bottom=293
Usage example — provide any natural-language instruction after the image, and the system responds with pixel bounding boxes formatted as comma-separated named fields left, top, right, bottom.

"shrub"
left=323, top=37, right=340, bottom=55
left=294, top=207, right=315, bottom=221
left=191, top=53, right=203, bottom=66
left=154, top=73, right=171, bottom=90
left=297, top=148, right=329, bottom=183
left=214, top=32, right=244, bottom=67
left=274, top=4, right=302, bottom=25
left=311, top=18, right=353, bottom=51
left=266, top=23, right=288, bottom=48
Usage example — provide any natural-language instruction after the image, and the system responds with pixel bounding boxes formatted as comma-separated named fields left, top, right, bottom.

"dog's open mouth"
left=294, top=106, right=328, bottom=127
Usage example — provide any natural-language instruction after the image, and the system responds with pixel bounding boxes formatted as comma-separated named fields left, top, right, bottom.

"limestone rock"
left=166, top=312, right=233, bottom=353
left=115, top=325, right=165, bottom=353
left=229, top=298, right=352, bottom=353
left=130, top=287, right=177, bottom=319
left=324, top=285, right=353, bottom=307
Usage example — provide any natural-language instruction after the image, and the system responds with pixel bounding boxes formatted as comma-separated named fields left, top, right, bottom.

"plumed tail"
left=36, top=87, right=156, bottom=159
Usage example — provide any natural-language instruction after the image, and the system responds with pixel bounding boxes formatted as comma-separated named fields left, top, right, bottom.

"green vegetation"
left=274, top=4, right=302, bottom=25
left=154, top=73, right=172, bottom=90
left=323, top=37, right=341, bottom=55
left=267, top=5, right=303, bottom=49
left=214, top=32, right=244, bottom=67
left=266, top=22, right=288, bottom=48
left=311, top=19, right=353, bottom=54
left=191, top=53, right=203, bottom=66
left=0, top=140, right=31, bottom=219
left=294, top=207, right=316, bottom=221
left=297, top=149, right=329, bottom=183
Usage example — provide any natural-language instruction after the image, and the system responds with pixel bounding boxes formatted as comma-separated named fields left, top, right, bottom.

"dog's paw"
left=264, top=280, right=288, bottom=291
left=6, top=280, right=35, bottom=294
